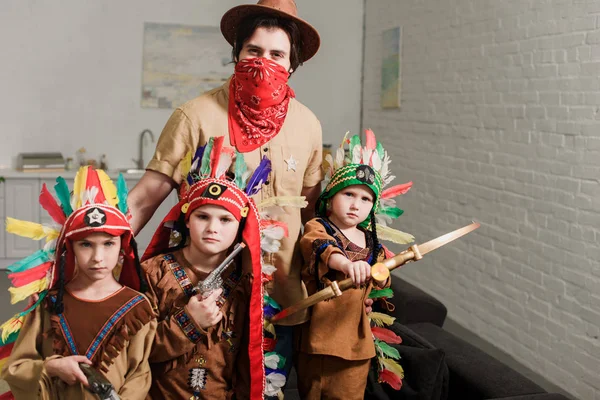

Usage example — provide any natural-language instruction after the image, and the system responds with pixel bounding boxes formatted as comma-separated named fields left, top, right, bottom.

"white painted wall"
left=363, top=1, right=600, bottom=399
left=0, top=0, right=363, bottom=169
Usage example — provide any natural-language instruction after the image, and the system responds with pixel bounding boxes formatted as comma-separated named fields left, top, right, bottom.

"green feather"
left=116, top=174, right=129, bottom=214
left=380, top=206, right=404, bottom=218
left=376, top=142, right=385, bottom=160
left=264, top=295, right=282, bottom=311
left=350, top=135, right=361, bottom=155
left=54, top=177, right=73, bottom=216
left=265, top=352, right=287, bottom=369
left=375, top=339, right=401, bottom=360
left=369, top=288, right=394, bottom=299
left=0, top=330, right=19, bottom=346
left=7, top=249, right=53, bottom=273
left=199, top=138, right=214, bottom=177
left=234, top=151, right=248, bottom=190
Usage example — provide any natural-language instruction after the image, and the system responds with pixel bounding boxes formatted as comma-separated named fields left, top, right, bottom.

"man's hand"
left=187, top=288, right=224, bottom=329
left=45, top=356, right=91, bottom=386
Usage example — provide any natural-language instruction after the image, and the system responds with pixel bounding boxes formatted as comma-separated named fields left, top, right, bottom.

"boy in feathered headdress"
left=295, top=130, right=414, bottom=399
left=140, top=136, right=303, bottom=399
left=0, top=167, right=157, bottom=399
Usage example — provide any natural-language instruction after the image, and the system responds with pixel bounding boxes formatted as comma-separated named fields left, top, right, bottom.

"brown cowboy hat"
left=220, top=0, right=320, bottom=62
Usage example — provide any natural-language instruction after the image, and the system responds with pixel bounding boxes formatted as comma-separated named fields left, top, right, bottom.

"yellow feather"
left=96, top=170, right=118, bottom=207
left=381, top=357, right=405, bottom=379
left=369, top=311, right=396, bottom=327
left=0, top=315, right=25, bottom=342
left=0, top=356, right=9, bottom=371
left=6, top=218, right=47, bottom=240
left=9, top=277, right=48, bottom=304
left=73, top=166, right=88, bottom=208
left=180, top=151, right=192, bottom=180
left=263, top=320, right=276, bottom=336
left=376, top=224, right=415, bottom=245
left=258, top=196, right=308, bottom=209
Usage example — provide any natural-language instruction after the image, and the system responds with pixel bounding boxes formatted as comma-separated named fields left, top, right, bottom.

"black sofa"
left=283, top=276, right=570, bottom=400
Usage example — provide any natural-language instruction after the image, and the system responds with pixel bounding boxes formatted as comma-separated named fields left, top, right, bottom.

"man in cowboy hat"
left=128, top=0, right=324, bottom=385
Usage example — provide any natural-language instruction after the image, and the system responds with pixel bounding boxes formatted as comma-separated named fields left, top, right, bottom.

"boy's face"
left=238, top=26, right=292, bottom=72
left=329, top=185, right=375, bottom=229
left=72, top=232, right=122, bottom=283
left=186, top=204, right=240, bottom=259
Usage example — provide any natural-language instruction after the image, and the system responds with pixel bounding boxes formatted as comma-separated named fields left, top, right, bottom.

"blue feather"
left=54, top=177, right=73, bottom=216
left=187, top=145, right=206, bottom=185
left=116, top=174, right=129, bottom=214
left=245, top=156, right=271, bottom=197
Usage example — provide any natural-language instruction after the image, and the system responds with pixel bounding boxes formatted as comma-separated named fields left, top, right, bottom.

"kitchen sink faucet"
left=132, top=129, right=155, bottom=170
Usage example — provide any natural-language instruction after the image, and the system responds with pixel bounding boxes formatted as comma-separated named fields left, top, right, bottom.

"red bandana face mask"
left=228, top=57, right=295, bottom=153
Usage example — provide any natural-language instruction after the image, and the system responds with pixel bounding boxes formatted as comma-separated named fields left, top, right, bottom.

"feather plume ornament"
left=116, top=174, right=129, bottom=214
left=378, top=368, right=403, bottom=390
left=214, top=147, right=235, bottom=180
left=376, top=224, right=414, bottom=245
left=369, top=288, right=394, bottom=299
left=375, top=339, right=401, bottom=359
left=72, top=166, right=88, bottom=209
left=381, top=181, right=413, bottom=199
left=179, top=151, right=193, bottom=184
left=7, top=250, right=53, bottom=274
left=372, top=326, right=403, bottom=344
left=96, top=170, right=118, bottom=208
left=6, top=218, right=59, bottom=242
left=8, top=277, right=48, bottom=304
left=365, top=129, right=377, bottom=150
left=369, top=312, right=396, bottom=327
left=334, top=132, right=349, bottom=170
left=234, top=151, right=249, bottom=190
left=8, top=262, right=52, bottom=288
left=350, top=135, right=362, bottom=164
left=54, top=177, right=73, bottom=216
left=199, top=137, right=215, bottom=177
left=245, top=156, right=271, bottom=196
left=39, top=184, right=66, bottom=225
left=380, top=358, right=405, bottom=379
left=209, top=136, right=225, bottom=178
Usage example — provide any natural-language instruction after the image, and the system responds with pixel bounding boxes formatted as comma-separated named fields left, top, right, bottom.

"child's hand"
left=187, top=288, right=224, bottom=329
left=335, top=260, right=372, bottom=287
left=45, top=355, right=91, bottom=386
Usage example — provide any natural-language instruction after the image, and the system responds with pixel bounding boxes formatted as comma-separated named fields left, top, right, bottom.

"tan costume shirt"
left=142, top=250, right=253, bottom=400
left=147, top=79, right=324, bottom=325
left=297, top=218, right=387, bottom=361
left=1, top=288, right=156, bottom=400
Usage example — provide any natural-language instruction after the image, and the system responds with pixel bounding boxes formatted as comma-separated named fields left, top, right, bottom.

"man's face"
left=238, top=26, right=292, bottom=72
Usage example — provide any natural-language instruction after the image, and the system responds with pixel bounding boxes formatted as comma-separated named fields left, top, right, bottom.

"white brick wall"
left=362, top=1, right=600, bottom=399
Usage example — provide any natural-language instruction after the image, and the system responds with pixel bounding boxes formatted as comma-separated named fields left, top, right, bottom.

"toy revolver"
left=195, top=242, right=246, bottom=298
left=79, top=363, right=120, bottom=400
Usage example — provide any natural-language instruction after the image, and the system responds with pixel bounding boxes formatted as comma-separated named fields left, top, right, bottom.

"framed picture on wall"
left=381, top=26, right=402, bottom=109
left=141, top=22, right=232, bottom=109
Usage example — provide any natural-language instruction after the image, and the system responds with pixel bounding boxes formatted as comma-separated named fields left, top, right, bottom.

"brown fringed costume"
left=2, top=287, right=156, bottom=400
left=142, top=250, right=253, bottom=400
left=295, top=218, right=388, bottom=400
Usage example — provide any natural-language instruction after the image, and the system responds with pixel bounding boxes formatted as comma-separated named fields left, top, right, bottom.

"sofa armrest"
left=376, top=276, right=447, bottom=327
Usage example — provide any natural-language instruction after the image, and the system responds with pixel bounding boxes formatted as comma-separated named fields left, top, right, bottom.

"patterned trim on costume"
left=165, top=254, right=196, bottom=298
left=58, top=313, right=79, bottom=356
left=85, top=295, right=145, bottom=360
left=174, top=308, right=203, bottom=343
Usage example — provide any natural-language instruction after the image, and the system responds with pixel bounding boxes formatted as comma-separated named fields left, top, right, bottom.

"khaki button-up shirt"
left=147, top=78, right=324, bottom=325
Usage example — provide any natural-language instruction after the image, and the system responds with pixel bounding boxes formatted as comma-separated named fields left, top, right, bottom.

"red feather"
left=0, top=343, right=15, bottom=360
left=365, top=129, right=377, bottom=150
left=263, top=337, right=276, bottom=352
left=0, top=392, right=15, bottom=400
left=8, top=262, right=52, bottom=287
left=39, top=184, right=66, bottom=224
left=209, top=136, right=225, bottom=178
left=85, top=169, right=106, bottom=204
left=381, top=181, right=413, bottom=199
left=372, top=326, right=403, bottom=344
left=379, top=368, right=403, bottom=390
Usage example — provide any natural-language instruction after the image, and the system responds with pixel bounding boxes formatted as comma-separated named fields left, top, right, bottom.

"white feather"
left=265, top=373, right=286, bottom=396
left=214, top=152, right=233, bottom=179
left=262, top=263, right=277, bottom=276
left=352, top=144, right=362, bottom=164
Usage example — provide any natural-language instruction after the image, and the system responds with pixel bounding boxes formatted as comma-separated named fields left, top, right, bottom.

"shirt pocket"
left=274, top=143, right=310, bottom=194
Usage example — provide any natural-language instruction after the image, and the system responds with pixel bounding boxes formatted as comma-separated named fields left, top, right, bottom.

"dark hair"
left=51, top=251, right=67, bottom=314
left=130, top=238, right=148, bottom=293
left=231, top=15, right=303, bottom=73
left=369, top=211, right=381, bottom=265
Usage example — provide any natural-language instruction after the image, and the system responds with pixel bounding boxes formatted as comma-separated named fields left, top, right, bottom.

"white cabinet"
left=4, top=179, right=40, bottom=258
left=0, top=172, right=179, bottom=269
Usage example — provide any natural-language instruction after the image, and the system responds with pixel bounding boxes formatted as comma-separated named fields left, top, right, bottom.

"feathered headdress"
left=0, top=167, right=141, bottom=398
left=142, top=136, right=305, bottom=399
left=320, top=129, right=414, bottom=244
